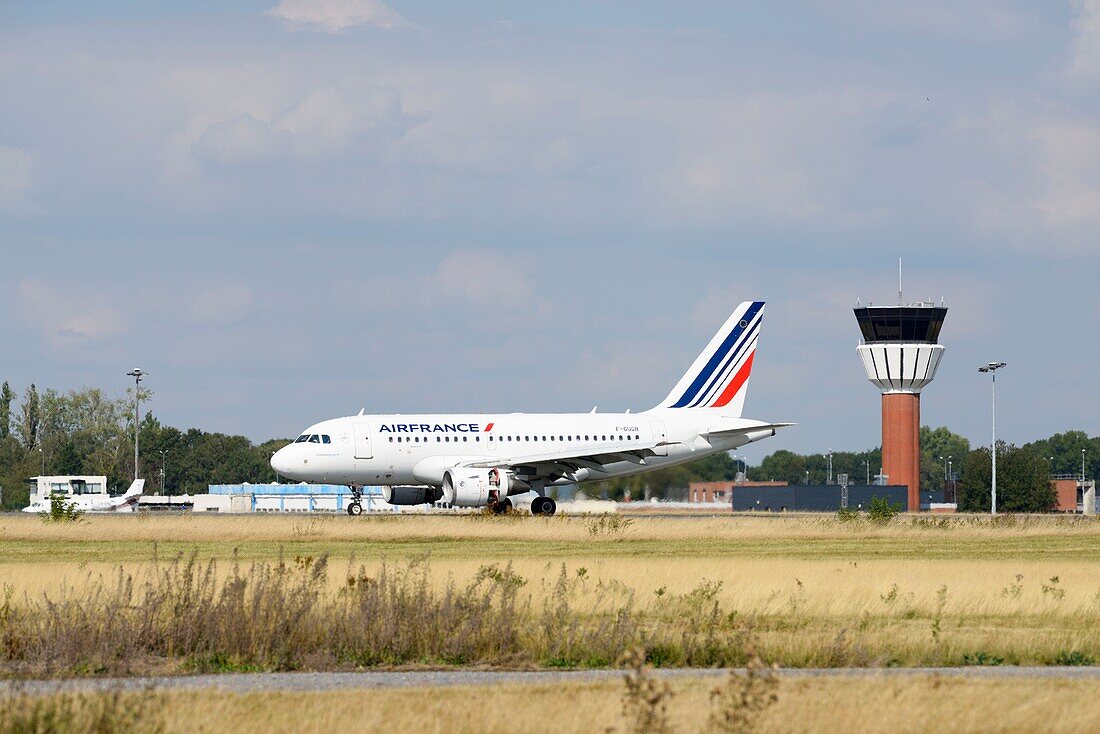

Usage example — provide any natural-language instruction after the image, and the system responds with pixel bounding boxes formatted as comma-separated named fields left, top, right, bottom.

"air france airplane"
left=271, top=301, right=790, bottom=515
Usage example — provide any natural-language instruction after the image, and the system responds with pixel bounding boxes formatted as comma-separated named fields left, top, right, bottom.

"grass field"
left=0, top=513, right=1097, bottom=675
left=4, top=676, right=1099, bottom=734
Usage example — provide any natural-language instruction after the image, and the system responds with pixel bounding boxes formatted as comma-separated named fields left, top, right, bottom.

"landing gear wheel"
left=531, top=497, right=557, bottom=516
left=492, top=498, right=512, bottom=515
left=347, top=502, right=363, bottom=516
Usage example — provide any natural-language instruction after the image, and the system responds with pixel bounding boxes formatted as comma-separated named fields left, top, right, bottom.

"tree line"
left=0, top=382, right=285, bottom=510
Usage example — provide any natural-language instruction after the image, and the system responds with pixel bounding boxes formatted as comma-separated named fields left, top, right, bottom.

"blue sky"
left=1, top=0, right=1097, bottom=462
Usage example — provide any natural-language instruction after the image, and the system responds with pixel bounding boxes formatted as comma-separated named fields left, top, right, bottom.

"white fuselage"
left=271, top=409, right=775, bottom=488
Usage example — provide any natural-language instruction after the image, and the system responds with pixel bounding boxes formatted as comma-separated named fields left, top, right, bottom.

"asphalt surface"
left=6, top=667, right=1100, bottom=696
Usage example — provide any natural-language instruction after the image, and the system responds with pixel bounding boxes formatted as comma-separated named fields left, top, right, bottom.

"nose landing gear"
left=346, top=485, right=364, bottom=516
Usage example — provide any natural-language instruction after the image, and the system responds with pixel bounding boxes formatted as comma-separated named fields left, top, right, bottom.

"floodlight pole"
left=127, top=368, right=145, bottom=481
left=978, top=362, right=1006, bottom=515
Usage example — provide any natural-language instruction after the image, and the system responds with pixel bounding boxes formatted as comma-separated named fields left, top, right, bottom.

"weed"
left=962, top=652, right=1004, bottom=666
left=1041, top=576, right=1066, bottom=601
left=835, top=506, right=860, bottom=523
left=1000, top=574, right=1024, bottom=599
left=0, top=687, right=165, bottom=734
left=1053, top=650, right=1095, bottom=666
left=587, top=514, right=635, bottom=537
left=706, top=644, right=780, bottom=734
left=931, top=585, right=948, bottom=645
left=880, top=583, right=899, bottom=604
left=619, top=647, right=673, bottom=734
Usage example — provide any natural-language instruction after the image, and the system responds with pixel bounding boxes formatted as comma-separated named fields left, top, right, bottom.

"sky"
left=1, top=0, right=1098, bottom=463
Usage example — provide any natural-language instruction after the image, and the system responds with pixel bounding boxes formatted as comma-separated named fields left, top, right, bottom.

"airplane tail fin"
left=653, top=300, right=765, bottom=417
left=123, top=479, right=145, bottom=498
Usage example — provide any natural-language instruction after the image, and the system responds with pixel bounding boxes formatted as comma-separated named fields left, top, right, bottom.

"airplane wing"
left=459, top=440, right=667, bottom=482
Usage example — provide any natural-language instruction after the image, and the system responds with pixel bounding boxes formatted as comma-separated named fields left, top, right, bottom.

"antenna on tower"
left=898, top=257, right=903, bottom=304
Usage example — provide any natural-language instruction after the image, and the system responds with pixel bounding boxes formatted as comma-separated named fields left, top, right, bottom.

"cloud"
left=191, top=114, right=290, bottom=166
left=0, top=145, right=32, bottom=213
left=190, top=87, right=424, bottom=165
left=265, top=0, right=407, bottom=33
left=1030, top=119, right=1100, bottom=234
left=15, top=280, right=127, bottom=344
left=1066, top=0, right=1100, bottom=84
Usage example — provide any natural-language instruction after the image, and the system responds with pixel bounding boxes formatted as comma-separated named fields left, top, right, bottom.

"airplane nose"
left=271, top=447, right=292, bottom=477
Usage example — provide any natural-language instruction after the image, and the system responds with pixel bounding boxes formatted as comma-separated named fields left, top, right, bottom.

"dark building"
left=731, top=484, right=944, bottom=512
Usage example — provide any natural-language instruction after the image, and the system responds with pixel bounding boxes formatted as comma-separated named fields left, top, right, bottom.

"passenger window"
left=445, top=437, right=450, bottom=442
left=437, top=437, right=441, bottom=443
left=476, top=436, right=480, bottom=442
left=389, top=437, right=393, bottom=442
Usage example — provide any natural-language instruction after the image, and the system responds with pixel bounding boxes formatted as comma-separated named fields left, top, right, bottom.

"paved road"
left=6, top=667, right=1100, bottom=696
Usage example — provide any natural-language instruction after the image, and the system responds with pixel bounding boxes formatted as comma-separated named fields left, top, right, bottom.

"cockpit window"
left=308, top=435, right=321, bottom=443
left=322, top=435, right=331, bottom=444
left=295, top=435, right=309, bottom=443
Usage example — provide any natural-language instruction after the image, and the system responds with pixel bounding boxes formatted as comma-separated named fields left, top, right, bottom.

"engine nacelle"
left=383, top=485, right=444, bottom=506
left=442, top=468, right=519, bottom=508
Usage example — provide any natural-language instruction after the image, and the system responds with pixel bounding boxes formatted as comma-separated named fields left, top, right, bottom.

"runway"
left=7, top=667, right=1100, bottom=695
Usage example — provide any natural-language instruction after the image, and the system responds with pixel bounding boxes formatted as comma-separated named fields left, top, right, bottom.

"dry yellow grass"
left=0, top=511, right=1096, bottom=543
left=1, top=513, right=1097, bottom=671
left=10, top=676, right=1096, bottom=734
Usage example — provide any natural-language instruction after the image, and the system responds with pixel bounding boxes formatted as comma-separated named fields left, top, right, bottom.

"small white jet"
left=23, top=479, right=146, bottom=514
left=272, top=301, right=791, bottom=515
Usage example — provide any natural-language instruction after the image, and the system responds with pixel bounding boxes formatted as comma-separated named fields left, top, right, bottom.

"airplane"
left=22, top=479, right=146, bottom=514
left=271, top=300, right=791, bottom=516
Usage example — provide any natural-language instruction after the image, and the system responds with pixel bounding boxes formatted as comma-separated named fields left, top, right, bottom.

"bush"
left=42, top=494, right=84, bottom=523
left=835, top=505, right=860, bottom=522
left=867, top=495, right=902, bottom=524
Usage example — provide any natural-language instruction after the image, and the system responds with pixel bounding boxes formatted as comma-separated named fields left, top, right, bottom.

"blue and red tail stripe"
left=668, top=301, right=764, bottom=408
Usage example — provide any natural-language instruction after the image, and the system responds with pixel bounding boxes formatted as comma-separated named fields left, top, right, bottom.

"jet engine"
left=442, top=468, right=520, bottom=507
left=383, top=485, right=444, bottom=506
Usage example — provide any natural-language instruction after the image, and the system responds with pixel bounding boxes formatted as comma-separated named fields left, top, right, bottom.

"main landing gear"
left=531, top=496, right=557, bottom=516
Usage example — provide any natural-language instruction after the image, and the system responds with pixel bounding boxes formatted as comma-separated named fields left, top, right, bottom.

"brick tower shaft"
left=881, top=393, right=921, bottom=512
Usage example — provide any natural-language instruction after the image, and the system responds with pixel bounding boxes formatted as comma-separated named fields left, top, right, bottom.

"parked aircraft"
left=22, top=479, right=146, bottom=514
left=272, top=301, right=790, bottom=515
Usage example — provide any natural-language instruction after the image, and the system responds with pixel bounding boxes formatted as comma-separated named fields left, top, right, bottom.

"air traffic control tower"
left=854, top=281, right=947, bottom=512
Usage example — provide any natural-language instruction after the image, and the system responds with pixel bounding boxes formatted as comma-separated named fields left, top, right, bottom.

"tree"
left=18, top=384, right=40, bottom=450
left=920, top=425, right=970, bottom=491
left=0, top=381, right=13, bottom=439
left=749, top=450, right=806, bottom=484
left=958, top=443, right=1055, bottom=513
left=1025, top=430, right=1098, bottom=481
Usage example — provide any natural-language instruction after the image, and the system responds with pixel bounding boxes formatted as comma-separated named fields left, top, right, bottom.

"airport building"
left=139, top=483, right=398, bottom=513
left=854, top=283, right=948, bottom=512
